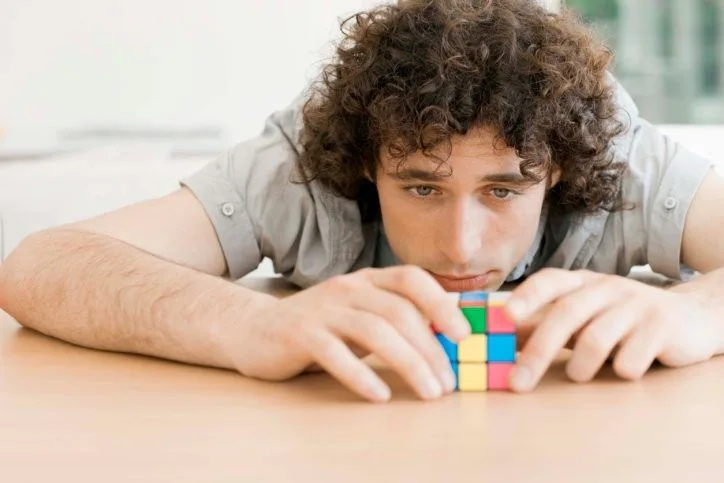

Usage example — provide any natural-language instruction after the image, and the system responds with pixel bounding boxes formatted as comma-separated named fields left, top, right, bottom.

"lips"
left=427, top=271, right=496, bottom=292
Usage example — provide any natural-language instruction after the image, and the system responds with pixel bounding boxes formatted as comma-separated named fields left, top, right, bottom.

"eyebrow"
left=387, top=167, right=533, bottom=185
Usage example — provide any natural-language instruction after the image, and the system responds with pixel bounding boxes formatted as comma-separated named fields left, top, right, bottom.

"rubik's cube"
left=435, top=291, right=516, bottom=391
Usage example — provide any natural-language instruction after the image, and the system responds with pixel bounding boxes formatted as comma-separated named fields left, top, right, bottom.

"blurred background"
left=0, top=0, right=381, bottom=157
left=565, top=0, right=724, bottom=124
left=1, top=0, right=722, bottom=156
left=0, top=0, right=722, bottom=274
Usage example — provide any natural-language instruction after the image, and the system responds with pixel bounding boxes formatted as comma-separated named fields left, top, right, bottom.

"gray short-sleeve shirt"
left=180, top=78, right=714, bottom=287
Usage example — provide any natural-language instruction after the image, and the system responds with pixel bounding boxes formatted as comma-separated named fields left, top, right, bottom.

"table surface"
left=2, top=276, right=723, bottom=482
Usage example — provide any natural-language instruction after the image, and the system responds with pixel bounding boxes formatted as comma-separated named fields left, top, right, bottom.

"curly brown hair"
left=296, top=0, right=628, bottom=222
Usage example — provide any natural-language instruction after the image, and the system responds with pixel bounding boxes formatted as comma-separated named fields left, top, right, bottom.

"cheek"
left=509, top=191, right=548, bottom=240
left=376, top=186, right=437, bottom=255
left=377, top=183, right=421, bottom=221
left=488, top=192, right=546, bottom=243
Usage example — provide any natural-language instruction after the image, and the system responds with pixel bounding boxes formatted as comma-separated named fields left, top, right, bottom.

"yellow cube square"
left=458, top=334, right=487, bottom=362
left=458, top=363, right=487, bottom=391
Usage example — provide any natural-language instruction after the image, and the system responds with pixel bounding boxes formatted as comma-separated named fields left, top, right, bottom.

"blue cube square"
left=435, top=333, right=458, bottom=361
left=487, top=334, right=516, bottom=362
left=451, top=362, right=459, bottom=390
left=459, top=291, right=488, bottom=303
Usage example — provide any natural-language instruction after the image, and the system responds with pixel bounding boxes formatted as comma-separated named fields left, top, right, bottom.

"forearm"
left=669, top=267, right=724, bottom=355
left=0, top=228, right=275, bottom=369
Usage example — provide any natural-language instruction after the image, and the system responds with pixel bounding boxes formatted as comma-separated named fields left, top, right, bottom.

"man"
left=1, top=0, right=723, bottom=403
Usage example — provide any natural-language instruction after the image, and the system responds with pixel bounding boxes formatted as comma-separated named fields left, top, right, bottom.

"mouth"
left=427, top=270, right=497, bottom=292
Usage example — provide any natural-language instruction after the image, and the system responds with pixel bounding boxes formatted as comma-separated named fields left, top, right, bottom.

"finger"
left=612, top=319, right=668, bottom=380
left=365, top=266, right=470, bottom=341
left=305, top=329, right=392, bottom=402
left=565, top=302, right=641, bottom=382
left=515, top=303, right=554, bottom=349
left=332, top=312, right=444, bottom=400
left=506, top=269, right=601, bottom=325
left=510, top=277, right=622, bottom=392
left=348, top=286, right=456, bottom=394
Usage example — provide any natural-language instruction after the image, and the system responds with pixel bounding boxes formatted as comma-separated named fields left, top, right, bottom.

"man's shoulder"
left=180, top=91, right=375, bottom=285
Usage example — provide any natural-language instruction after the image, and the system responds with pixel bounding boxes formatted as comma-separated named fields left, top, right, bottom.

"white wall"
left=0, top=0, right=379, bottom=147
left=0, top=0, right=563, bottom=153
left=1, top=0, right=719, bottom=281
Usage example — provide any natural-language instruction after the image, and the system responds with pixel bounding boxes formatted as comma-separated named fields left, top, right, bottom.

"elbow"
left=0, top=229, right=59, bottom=316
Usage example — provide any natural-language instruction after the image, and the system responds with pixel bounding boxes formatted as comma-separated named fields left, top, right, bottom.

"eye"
left=491, top=187, right=514, bottom=199
left=407, top=185, right=436, bottom=197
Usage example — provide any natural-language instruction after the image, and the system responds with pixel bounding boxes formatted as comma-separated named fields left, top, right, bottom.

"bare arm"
left=0, top=187, right=275, bottom=369
left=0, top=186, right=473, bottom=402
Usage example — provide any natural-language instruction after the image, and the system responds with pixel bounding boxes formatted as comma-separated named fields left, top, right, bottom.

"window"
left=563, top=0, right=724, bottom=124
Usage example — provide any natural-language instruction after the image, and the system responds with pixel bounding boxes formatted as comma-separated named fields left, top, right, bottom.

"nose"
left=436, top=198, right=485, bottom=267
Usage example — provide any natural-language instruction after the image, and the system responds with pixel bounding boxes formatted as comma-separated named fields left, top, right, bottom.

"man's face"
left=375, top=126, right=559, bottom=292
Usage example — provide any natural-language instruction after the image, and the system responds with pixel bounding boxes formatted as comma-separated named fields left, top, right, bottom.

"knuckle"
left=384, top=303, right=422, bottom=329
left=315, top=338, right=340, bottom=362
left=551, top=296, right=578, bottom=315
left=299, top=328, right=332, bottom=357
left=396, top=265, right=427, bottom=288
left=522, top=276, right=549, bottom=300
left=326, top=273, right=358, bottom=293
left=639, top=307, right=671, bottom=336
left=355, top=267, right=376, bottom=280
left=404, top=264, right=428, bottom=277
left=592, top=275, right=614, bottom=289
left=575, top=268, right=602, bottom=282
left=597, top=276, right=626, bottom=293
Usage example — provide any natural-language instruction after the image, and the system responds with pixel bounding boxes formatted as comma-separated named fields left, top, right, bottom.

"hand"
left=221, top=266, right=471, bottom=402
left=504, top=268, right=721, bottom=392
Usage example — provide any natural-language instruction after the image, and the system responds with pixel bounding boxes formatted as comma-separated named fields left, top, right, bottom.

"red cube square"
left=487, top=363, right=514, bottom=390
left=487, top=306, right=515, bottom=333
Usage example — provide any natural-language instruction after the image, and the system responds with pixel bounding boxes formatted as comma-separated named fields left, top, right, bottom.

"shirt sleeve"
left=179, top=93, right=372, bottom=283
left=592, top=117, right=714, bottom=280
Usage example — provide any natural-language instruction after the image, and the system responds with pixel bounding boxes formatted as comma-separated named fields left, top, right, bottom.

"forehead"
left=379, top=126, right=522, bottom=173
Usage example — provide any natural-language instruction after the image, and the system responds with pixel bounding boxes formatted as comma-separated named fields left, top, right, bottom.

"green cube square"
left=461, top=307, right=486, bottom=333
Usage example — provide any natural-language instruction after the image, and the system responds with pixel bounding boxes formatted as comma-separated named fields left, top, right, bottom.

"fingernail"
left=371, top=382, right=391, bottom=402
left=456, top=316, right=472, bottom=340
left=440, top=368, right=456, bottom=393
left=423, top=376, right=443, bottom=399
left=510, top=365, right=532, bottom=391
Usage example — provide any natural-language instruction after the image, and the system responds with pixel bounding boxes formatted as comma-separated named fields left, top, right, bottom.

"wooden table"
left=1, top=276, right=723, bottom=482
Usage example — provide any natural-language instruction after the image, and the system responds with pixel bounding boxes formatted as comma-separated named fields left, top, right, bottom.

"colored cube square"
left=488, top=363, right=514, bottom=390
left=458, top=334, right=487, bottom=362
left=458, top=363, right=487, bottom=391
left=451, top=362, right=459, bottom=390
left=487, top=334, right=516, bottom=362
left=459, top=290, right=488, bottom=305
left=487, top=306, right=515, bottom=333
left=461, top=307, right=486, bottom=333
left=448, top=290, right=518, bottom=392
left=487, top=291, right=512, bottom=305
left=435, top=333, right=458, bottom=361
